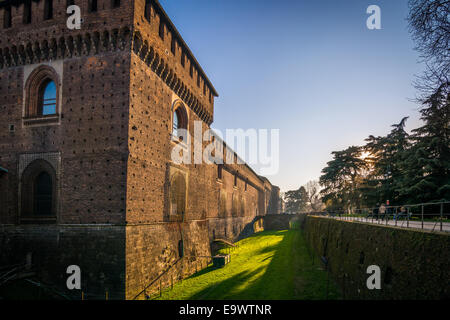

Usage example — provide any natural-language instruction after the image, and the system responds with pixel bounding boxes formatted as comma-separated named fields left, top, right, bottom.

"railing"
left=142, top=239, right=240, bottom=300
left=311, top=201, right=450, bottom=233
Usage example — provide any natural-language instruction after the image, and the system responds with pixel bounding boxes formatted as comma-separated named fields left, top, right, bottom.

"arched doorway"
left=21, top=159, right=57, bottom=222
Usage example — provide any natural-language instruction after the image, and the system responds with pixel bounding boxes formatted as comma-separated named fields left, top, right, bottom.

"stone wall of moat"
left=303, top=216, right=450, bottom=299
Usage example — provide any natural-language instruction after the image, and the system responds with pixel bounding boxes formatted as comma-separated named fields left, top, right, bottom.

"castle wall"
left=0, top=0, right=280, bottom=299
left=125, top=220, right=211, bottom=300
left=0, top=0, right=134, bottom=224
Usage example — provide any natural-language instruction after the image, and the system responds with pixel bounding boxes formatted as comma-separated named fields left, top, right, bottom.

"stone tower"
left=0, top=0, right=280, bottom=299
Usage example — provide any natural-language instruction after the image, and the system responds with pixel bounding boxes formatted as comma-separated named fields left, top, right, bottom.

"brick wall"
left=0, top=0, right=281, bottom=299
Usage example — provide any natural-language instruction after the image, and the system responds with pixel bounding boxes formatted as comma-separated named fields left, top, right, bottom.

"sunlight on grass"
left=154, top=229, right=340, bottom=300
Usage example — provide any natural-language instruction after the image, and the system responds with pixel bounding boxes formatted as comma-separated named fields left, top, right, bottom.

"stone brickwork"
left=0, top=0, right=280, bottom=299
left=303, top=216, right=450, bottom=299
left=0, top=224, right=126, bottom=299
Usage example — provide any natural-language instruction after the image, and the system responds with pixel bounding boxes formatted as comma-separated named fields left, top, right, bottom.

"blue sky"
left=159, top=0, right=425, bottom=192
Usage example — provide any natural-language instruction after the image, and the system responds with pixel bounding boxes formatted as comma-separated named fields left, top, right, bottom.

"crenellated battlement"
left=133, top=0, right=218, bottom=120
left=0, top=0, right=218, bottom=123
left=0, top=25, right=131, bottom=68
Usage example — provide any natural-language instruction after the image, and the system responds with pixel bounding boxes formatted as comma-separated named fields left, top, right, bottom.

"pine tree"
left=398, top=83, right=450, bottom=203
left=362, top=117, right=410, bottom=206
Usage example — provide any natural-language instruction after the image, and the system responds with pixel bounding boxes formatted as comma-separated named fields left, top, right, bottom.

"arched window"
left=24, top=66, right=60, bottom=125
left=21, top=159, right=57, bottom=222
left=172, top=104, right=187, bottom=141
left=34, top=172, right=53, bottom=216
left=40, top=80, right=57, bottom=115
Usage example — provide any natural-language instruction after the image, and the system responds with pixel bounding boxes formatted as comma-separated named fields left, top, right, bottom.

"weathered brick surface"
left=0, top=224, right=126, bottom=299
left=304, top=217, right=450, bottom=299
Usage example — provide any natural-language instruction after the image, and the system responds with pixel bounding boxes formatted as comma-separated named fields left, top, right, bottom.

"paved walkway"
left=326, top=216, right=450, bottom=233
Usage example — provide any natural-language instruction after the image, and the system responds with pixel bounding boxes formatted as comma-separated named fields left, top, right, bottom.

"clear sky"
left=159, top=0, right=425, bottom=192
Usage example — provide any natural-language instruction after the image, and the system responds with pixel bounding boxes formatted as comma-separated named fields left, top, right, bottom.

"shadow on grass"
left=183, top=230, right=294, bottom=299
left=185, top=264, right=218, bottom=280
left=188, top=266, right=266, bottom=300
left=183, top=229, right=340, bottom=300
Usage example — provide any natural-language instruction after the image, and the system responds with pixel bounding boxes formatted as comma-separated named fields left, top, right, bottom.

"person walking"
left=379, top=203, right=386, bottom=221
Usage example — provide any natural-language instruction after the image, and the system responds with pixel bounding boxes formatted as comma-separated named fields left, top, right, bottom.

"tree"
left=305, top=180, right=324, bottom=211
left=397, top=83, right=450, bottom=203
left=319, top=146, right=367, bottom=212
left=362, top=117, right=410, bottom=206
left=408, top=0, right=449, bottom=96
left=284, top=186, right=309, bottom=213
